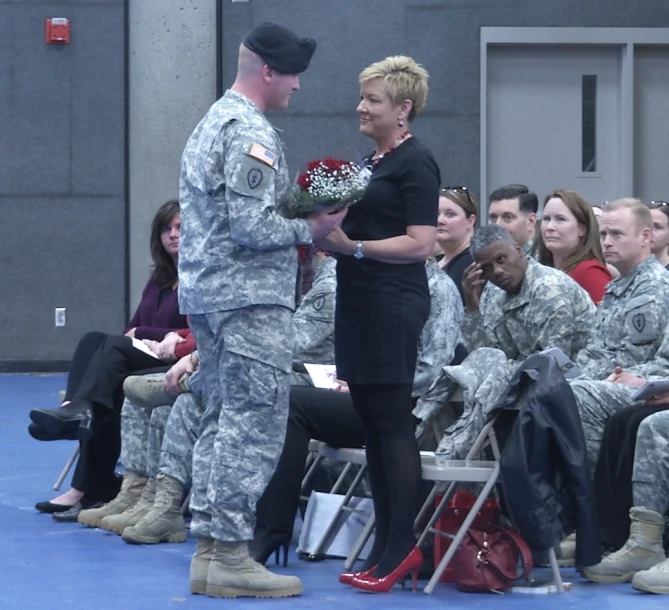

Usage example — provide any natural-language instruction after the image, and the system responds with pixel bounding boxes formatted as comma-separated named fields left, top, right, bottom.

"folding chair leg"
left=53, top=445, right=80, bottom=491
left=312, top=465, right=368, bottom=557
left=330, top=462, right=353, bottom=495
left=343, top=511, right=376, bottom=570
left=424, top=464, right=500, bottom=595
left=547, top=547, right=565, bottom=592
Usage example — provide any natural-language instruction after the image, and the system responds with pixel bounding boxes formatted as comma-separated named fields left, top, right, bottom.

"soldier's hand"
left=462, top=262, right=485, bottom=313
left=605, top=366, right=623, bottom=382
left=165, top=354, right=194, bottom=395
left=309, top=206, right=348, bottom=241
left=605, top=367, right=645, bottom=387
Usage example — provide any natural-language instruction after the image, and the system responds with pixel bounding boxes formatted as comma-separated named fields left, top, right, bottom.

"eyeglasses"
left=441, top=186, right=475, bottom=207
left=649, top=200, right=669, bottom=209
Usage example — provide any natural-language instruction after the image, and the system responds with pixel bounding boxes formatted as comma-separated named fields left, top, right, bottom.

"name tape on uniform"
left=248, top=143, right=277, bottom=168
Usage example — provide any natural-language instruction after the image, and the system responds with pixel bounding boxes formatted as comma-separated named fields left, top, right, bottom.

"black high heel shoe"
left=249, top=528, right=292, bottom=567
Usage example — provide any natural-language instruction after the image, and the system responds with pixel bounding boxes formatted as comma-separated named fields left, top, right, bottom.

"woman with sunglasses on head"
left=534, top=189, right=612, bottom=305
left=649, top=200, right=669, bottom=269
left=435, top=187, right=477, bottom=304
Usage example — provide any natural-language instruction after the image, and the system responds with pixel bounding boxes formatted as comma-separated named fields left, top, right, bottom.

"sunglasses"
left=649, top=200, right=669, bottom=209
left=441, top=186, right=474, bottom=207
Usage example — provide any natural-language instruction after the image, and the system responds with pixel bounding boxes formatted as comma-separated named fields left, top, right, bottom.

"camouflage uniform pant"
left=570, top=380, right=638, bottom=472
left=158, top=390, right=205, bottom=487
left=633, top=409, right=669, bottom=514
left=188, top=306, right=293, bottom=542
left=120, top=394, right=171, bottom=477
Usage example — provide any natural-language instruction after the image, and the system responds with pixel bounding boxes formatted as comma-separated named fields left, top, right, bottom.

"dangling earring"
left=398, top=119, right=404, bottom=127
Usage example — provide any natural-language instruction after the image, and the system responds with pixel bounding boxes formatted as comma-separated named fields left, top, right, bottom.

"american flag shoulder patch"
left=248, top=143, right=277, bottom=168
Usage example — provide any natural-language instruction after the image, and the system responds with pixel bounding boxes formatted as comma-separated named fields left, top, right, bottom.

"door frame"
left=480, top=27, right=669, bottom=221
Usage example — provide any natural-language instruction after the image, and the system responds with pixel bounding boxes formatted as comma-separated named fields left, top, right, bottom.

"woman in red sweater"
left=534, top=189, right=612, bottom=305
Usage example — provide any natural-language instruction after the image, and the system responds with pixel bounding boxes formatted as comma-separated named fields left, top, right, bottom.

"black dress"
left=334, top=137, right=440, bottom=385
left=436, top=249, right=474, bottom=305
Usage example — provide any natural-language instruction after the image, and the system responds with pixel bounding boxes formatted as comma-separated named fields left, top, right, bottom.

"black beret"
left=243, top=22, right=316, bottom=75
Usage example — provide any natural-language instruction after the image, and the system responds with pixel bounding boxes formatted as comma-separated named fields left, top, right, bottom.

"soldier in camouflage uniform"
left=567, top=200, right=669, bottom=472
left=120, top=254, right=338, bottom=545
left=291, top=252, right=337, bottom=385
left=462, top=224, right=595, bottom=361
left=177, top=23, right=347, bottom=599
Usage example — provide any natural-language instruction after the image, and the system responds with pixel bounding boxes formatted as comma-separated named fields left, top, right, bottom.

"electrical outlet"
left=55, top=307, right=66, bottom=327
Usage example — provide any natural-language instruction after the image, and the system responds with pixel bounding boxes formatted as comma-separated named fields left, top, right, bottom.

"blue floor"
left=1, top=373, right=666, bottom=609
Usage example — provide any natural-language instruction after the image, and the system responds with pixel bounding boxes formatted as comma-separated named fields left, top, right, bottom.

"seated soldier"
left=567, top=198, right=669, bottom=472
left=415, top=224, right=595, bottom=462
left=583, top=407, right=669, bottom=590
left=77, top=252, right=337, bottom=533
left=462, top=224, right=595, bottom=361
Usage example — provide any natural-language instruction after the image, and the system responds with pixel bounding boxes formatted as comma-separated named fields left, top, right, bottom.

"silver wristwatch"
left=353, top=240, right=364, bottom=259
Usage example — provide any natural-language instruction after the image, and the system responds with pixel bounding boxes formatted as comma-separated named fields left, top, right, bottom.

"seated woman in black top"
left=317, top=55, right=439, bottom=593
left=435, top=187, right=477, bottom=304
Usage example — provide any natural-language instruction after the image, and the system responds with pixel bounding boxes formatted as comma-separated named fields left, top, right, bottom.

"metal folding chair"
left=416, top=418, right=564, bottom=595
left=52, top=445, right=80, bottom=491
left=299, top=444, right=371, bottom=560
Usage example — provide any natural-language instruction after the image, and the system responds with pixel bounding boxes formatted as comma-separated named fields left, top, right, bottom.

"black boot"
left=249, top=524, right=292, bottom=567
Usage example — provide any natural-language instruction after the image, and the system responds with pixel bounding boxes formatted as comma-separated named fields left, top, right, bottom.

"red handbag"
left=434, top=490, right=500, bottom=582
left=453, top=526, right=533, bottom=593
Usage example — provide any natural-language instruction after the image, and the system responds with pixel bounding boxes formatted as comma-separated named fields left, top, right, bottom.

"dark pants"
left=594, top=402, right=669, bottom=550
left=64, top=332, right=109, bottom=402
left=70, top=335, right=166, bottom=500
left=255, top=385, right=366, bottom=534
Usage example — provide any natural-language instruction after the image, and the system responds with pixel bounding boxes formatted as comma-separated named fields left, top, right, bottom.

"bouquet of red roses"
left=280, top=157, right=371, bottom=219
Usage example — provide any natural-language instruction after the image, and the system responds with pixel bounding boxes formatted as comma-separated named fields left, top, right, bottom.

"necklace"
left=370, top=130, right=411, bottom=167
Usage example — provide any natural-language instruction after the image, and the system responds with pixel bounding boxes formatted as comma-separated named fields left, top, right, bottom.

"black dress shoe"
left=249, top=525, right=292, bottom=567
left=29, top=402, right=91, bottom=440
left=53, top=498, right=103, bottom=522
left=35, top=500, right=74, bottom=514
left=28, top=423, right=79, bottom=442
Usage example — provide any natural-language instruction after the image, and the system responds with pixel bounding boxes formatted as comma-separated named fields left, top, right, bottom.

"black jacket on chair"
left=488, top=353, right=601, bottom=567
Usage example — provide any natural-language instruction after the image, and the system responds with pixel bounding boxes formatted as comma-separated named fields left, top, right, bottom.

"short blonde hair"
left=359, top=56, right=428, bottom=121
left=603, top=198, right=652, bottom=231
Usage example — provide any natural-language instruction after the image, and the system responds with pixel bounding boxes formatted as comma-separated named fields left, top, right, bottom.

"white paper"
left=131, top=338, right=160, bottom=359
left=304, top=364, right=338, bottom=390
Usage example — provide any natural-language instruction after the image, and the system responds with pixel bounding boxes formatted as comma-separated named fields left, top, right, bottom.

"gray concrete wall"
left=0, top=0, right=126, bottom=366
left=127, top=0, right=217, bottom=310
left=219, top=0, right=669, bottom=203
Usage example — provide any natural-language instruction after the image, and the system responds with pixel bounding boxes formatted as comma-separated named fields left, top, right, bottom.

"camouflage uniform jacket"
left=292, top=256, right=337, bottom=365
left=576, top=256, right=669, bottom=380
left=464, top=258, right=595, bottom=361
left=413, top=259, right=464, bottom=398
left=178, top=90, right=313, bottom=314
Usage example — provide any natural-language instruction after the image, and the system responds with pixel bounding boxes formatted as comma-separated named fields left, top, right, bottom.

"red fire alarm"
left=46, top=18, right=70, bottom=44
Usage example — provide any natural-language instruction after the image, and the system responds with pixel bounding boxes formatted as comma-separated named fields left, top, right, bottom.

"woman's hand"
left=154, top=332, right=186, bottom=362
left=125, top=328, right=137, bottom=338
left=462, top=262, right=485, bottom=313
left=315, top=226, right=355, bottom=254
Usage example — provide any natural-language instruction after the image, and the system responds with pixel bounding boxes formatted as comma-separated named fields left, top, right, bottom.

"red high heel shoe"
left=350, top=547, right=423, bottom=593
left=339, top=565, right=376, bottom=585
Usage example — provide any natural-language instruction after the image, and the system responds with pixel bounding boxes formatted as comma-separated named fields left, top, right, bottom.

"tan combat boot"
left=582, top=507, right=666, bottom=583
left=206, top=540, right=303, bottom=599
left=99, top=477, right=156, bottom=534
left=77, top=471, right=147, bottom=528
left=190, top=537, right=215, bottom=595
left=121, top=473, right=186, bottom=544
left=632, top=556, right=669, bottom=594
